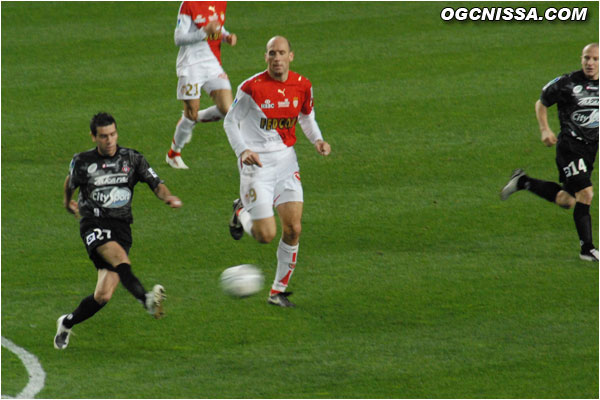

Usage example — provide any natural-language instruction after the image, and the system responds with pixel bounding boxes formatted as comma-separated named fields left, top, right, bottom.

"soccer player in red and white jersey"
left=166, top=1, right=237, bottom=169
left=225, top=36, right=331, bottom=307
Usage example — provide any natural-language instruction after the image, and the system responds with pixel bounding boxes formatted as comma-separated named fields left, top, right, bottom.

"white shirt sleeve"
left=224, top=89, right=253, bottom=158
left=174, top=13, right=207, bottom=46
left=298, top=110, right=324, bottom=144
left=221, top=26, right=230, bottom=41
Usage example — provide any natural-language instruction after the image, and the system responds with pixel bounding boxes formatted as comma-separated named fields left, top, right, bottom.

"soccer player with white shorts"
left=224, top=36, right=331, bottom=307
left=166, top=1, right=237, bottom=169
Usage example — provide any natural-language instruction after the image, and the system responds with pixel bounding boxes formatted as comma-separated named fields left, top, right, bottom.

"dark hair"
left=90, top=112, right=117, bottom=136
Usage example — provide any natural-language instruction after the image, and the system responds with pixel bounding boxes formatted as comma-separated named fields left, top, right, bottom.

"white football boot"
left=580, top=248, right=599, bottom=262
left=54, top=314, right=72, bottom=350
left=500, top=168, right=526, bottom=200
left=166, top=153, right=189, bottom=169
left=146, top=284, right=166, bottom=319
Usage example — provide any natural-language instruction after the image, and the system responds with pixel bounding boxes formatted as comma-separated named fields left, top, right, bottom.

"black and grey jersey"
left=68, top=146, right=163, bottom=224
left=540, top=70, right=599, bottom=143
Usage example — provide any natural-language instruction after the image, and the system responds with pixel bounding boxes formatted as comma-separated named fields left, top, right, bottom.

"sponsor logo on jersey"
left=573, top=85, right=583, bottom=94
left=278, top=99, right=290, bottom=108
left=91, top=187, right=132, bottom=208
left=207, top=32, right=222, bottom=41
left=577, top=97, right=599, bottom=107
left=94, top=173, right=128, bottom=186
left=542, top=76, right=561, bottom=91
left=261, top=99, right=275, bottom=109
left=86, top=232, right=96, bottom=245
left=148, top=167, right=159, bottom=179
left=87, top=163, right=98, bottom=174
left=260, top=117, right=298, bottom=130
left=194, top=15, right=206, bottom=24
left=102, top=163, right=116, bottom=168
left=571, top=108, right=599, bottom=129
left=278, top=89, right=286, bottom=96
left=587, top=85, right=599, bottom=91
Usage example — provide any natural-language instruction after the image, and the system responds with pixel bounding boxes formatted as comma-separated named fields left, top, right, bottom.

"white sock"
left=271, top=239, right=299, bottom=294
left=196, top=105, right=225, bottom=123
left=172, top=116, right=195, bottom=151
left=238, top=208, right=253, bottom=235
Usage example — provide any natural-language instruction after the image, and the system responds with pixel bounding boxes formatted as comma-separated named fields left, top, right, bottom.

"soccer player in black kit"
left=501, top=43, right=599, bottom=262
left=54, top=112, right=183, bottom=349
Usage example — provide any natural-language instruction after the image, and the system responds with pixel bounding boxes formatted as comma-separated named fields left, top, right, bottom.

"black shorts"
left=555, top=135, right=598, bottom=196
left=79, top=217, right=132, bottom=271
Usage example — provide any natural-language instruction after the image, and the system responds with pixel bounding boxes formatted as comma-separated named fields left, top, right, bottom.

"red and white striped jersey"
left=174, top=1, right=229, bottom=74
left=224, top=70, right=324, bottom=157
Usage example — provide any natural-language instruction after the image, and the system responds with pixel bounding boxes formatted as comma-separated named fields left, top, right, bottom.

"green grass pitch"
left=1, top=1, right=598, bottom=398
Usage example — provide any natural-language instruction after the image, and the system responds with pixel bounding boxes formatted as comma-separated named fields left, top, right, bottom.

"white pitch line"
left=1, top=336, right=46, bottom=399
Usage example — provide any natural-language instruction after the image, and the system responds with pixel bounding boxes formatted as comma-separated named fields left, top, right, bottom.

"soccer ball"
left=220, top=264, right=264, bottom=297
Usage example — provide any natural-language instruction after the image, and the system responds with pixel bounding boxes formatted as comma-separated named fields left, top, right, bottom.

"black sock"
left=573, top=202, right=594, bottom=251
left=116, top=263, right=147, bottom=305
left=63, top=295, right=105, bottom=329
left=519, top=176, right=562, bottom=203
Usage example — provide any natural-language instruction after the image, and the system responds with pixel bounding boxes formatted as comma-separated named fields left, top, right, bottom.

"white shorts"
left=238, top=147, right=303, bottom=220
left=177, top=63, right=231, bottom=100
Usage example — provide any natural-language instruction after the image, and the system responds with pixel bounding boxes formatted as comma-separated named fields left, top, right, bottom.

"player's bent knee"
left=254, top=229, right=276, bottom=244
left=252, top=224, right=277, bottom=244
left=93, top=292, right=112, bottom=304
left=576, top=187, right=594, bottom=205
left=555, top=191, right=576, bottom=209
left=218, top=105, right=230, bottom=115
left=283, top=223, right=301, bottom=242
left=184, top=109, right=199, bottom=122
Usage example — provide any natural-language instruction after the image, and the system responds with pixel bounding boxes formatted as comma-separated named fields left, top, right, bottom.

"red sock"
left=167, top=149, right=181, bottom=158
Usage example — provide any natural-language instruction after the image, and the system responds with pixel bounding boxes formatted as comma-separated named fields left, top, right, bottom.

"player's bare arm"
left=153, top=183, right=183, bottom=208
left=225, top=33, right=237, bottom=46
left=535, top=100, right=557, bottom=147
left=240, top=149, right=263, bottom=167
left=314, top=140, right=331, bottom=156
left=63, top=175, right=80, bottom=218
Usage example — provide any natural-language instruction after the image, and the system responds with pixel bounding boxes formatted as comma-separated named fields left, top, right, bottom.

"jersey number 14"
left=563, top=158, right=588, bottom=178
